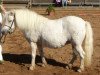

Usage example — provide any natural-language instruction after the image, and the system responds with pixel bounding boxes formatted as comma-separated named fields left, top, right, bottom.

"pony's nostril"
left=1, top=31, right=5, bottom=35
left=1, top=29, right=7, bottom=35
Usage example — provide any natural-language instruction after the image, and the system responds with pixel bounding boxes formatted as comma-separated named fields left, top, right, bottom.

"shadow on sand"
left=3, top=53, right=79, bottom=71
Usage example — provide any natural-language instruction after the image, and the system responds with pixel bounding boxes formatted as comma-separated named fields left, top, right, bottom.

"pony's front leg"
left=0, top=45, right=3, bottom=63
left=38, top=44, right=47, bottom=67
left=30, top=42, right=37, bottom=70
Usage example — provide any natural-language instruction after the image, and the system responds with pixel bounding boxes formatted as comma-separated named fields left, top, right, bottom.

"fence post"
left=99, top=0, right=100, bottom=7
left=84, top=0, right=85, bottom=5
left=27, top=0, right=32, bottom=8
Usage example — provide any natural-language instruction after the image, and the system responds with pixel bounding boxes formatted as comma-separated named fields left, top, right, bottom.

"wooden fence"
left=3, top=0, right=100, bottom=6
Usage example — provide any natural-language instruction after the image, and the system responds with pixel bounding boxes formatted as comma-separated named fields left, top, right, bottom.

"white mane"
left=14, top=9, right=48, bottom=31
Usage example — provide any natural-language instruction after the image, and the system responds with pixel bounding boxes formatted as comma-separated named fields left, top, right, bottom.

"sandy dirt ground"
left=0, top=6, right=100, bottom=75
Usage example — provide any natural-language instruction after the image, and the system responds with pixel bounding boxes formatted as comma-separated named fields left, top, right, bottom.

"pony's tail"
left=84, top=21, right=93, bottom=67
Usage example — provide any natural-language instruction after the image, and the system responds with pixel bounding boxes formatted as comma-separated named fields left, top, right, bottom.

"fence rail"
left=3, top=0, right=29, bottom=4
left=3, top=0, right=100, bottom=6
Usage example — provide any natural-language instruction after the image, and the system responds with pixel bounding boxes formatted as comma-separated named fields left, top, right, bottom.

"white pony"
left=1, top=9, right=93, bottom=72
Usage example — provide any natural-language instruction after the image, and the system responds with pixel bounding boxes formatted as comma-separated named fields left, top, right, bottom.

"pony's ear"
left=2, top=11, right=7, bottom=16
left=2, top=12, right=8, bottom=20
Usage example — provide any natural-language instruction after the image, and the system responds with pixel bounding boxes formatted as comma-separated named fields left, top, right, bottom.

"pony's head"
left=1, top=11, right=15, bottom=35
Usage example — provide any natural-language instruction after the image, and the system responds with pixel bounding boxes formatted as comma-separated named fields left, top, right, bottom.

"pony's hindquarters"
left=84, top=21, right=93, bottom=67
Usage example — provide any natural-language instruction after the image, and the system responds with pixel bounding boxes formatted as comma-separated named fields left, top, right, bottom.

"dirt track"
left=0, top=7, right=100, bottom=75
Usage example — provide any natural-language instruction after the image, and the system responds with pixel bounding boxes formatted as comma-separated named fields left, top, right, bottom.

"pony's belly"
left=42, top=32, right=67, bottom=48
left=43, top=38, right=67, bottom=48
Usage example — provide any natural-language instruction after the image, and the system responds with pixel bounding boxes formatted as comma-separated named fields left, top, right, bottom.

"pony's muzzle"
left=1, top=26, right=9, bottom=35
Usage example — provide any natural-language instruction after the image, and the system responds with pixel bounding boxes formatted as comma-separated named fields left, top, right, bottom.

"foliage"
left=46, top=4, right=55, bottom=15
left=0, top=0, right=2, bottom=5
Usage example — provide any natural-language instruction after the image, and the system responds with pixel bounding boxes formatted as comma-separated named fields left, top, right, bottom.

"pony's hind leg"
left=75, top=45, right=85, bottom=72
left=66, top=44, right=78, bottom=69
left=30, top=42, right=37, bottom=70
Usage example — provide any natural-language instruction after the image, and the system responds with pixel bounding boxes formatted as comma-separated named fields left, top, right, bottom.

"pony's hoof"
left=66, top=64, right=72, bottom=69
left=0, top=60, right=4, bottom=64
left=66, top=66, right=70, bottom=69
left=77, top=69, right=82, bottom=72
left=42, top=64, right=46, bottom=67
left=29, top=66, right=35, bottom=70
